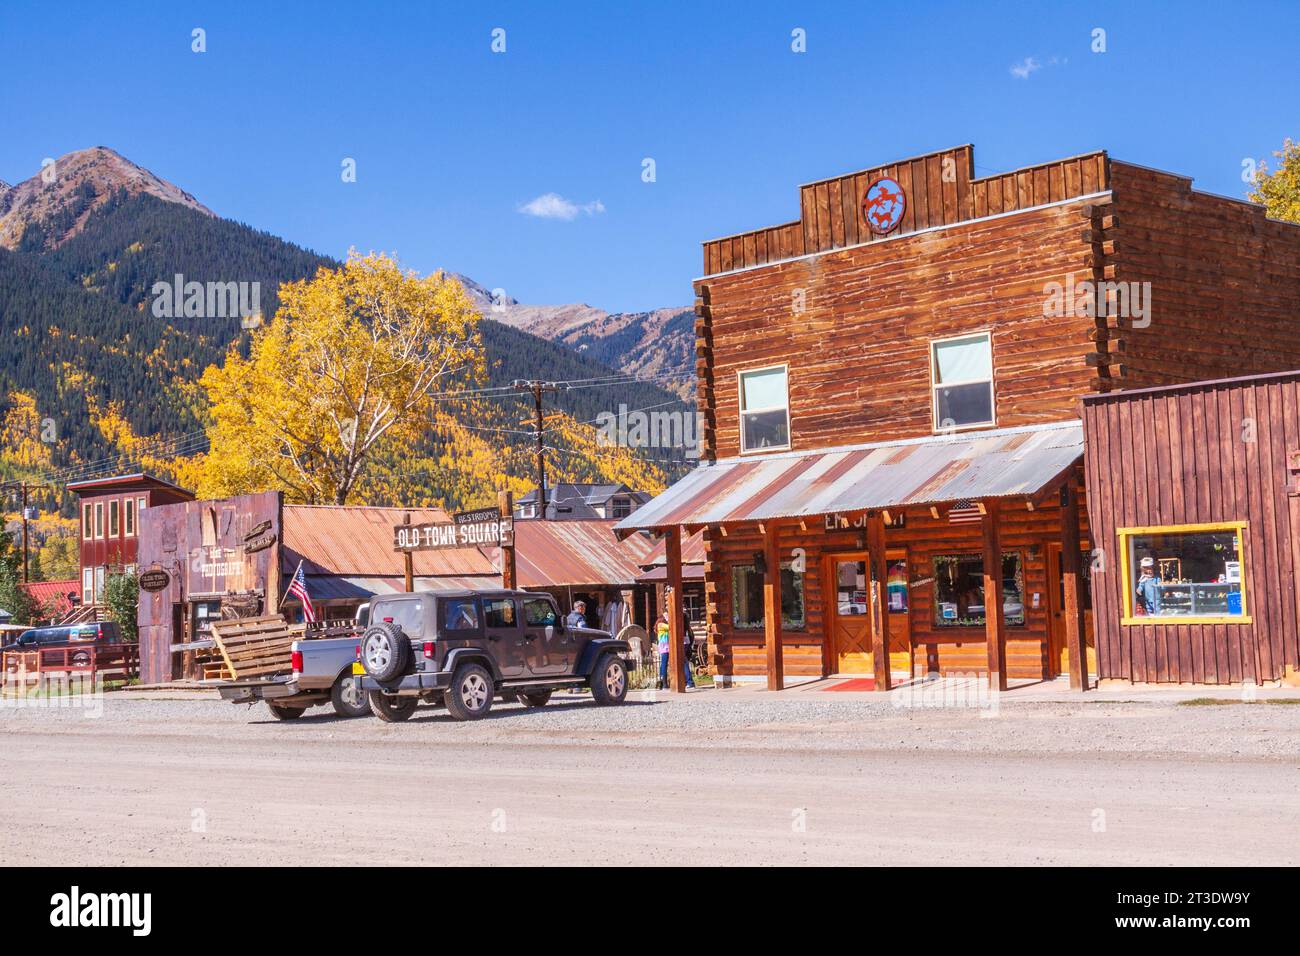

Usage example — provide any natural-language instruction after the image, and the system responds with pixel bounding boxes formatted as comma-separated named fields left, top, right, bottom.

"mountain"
left=0, top=147, right=212, bottom=252
left=0, top=148, right=692, bottom=512
left=454, top=276, right=696, bottom=399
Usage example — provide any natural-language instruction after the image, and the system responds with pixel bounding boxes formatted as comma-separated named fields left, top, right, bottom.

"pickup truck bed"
left=210, top=634, right=369, bottom=721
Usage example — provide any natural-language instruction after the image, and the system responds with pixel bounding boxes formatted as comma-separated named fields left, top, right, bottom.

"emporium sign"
left=393, top=515, right=513, bottom=551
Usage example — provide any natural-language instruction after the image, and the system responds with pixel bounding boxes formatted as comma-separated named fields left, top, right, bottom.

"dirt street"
left=1, top=690, right=1297, bottom=866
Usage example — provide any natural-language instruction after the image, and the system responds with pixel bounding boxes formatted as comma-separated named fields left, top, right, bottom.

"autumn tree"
left=186, top=252, right=486, bottom=504
left=1249, top=138, right=1300, bottom=224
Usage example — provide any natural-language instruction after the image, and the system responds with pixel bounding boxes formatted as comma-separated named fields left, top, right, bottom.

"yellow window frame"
left=1118, top=521, right=1251, bottom=625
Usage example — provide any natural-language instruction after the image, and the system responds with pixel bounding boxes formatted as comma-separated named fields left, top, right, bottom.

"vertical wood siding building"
left=617, top=144, right=1300, bottom=690
left=1084, top=371, right=1300, bottom=685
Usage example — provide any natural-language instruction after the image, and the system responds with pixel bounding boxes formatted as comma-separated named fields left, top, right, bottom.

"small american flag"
left=947, top=499, right=984, bottom=524
left=287, top=562, right=316, bottom=623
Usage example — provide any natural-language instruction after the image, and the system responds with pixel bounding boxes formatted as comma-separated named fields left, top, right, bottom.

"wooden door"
left=828, top=553, right=872, bottom=673
left=1046, top=543, right=1095, bottom=677
left=827, top=551, right=913, bottom=675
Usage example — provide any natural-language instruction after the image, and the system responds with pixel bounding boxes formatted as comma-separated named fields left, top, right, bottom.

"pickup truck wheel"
left=590, top=655, right=628, bottom=706
left=445, top=663, right=494, bottom=721
left=368, top=691, right=417, bottom=723
left=267, top=703, right=306, bottom=720
left=331, top=673, right=370, bottom=718
left=360, top=622, right=411, bottom=683
left=519, top=690, right=552, bottom=708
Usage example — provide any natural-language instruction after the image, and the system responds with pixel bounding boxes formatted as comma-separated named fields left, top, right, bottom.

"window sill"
left=1121, top=615, right=1252, bottom=626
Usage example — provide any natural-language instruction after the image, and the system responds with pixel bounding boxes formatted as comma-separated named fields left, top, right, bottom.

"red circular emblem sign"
left=863, top=176, right=906, bottom=235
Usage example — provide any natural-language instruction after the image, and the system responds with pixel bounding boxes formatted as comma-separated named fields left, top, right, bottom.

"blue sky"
left=2, top=0, right=1297, bottom=312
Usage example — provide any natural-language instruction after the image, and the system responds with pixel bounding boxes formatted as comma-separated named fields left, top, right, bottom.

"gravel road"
left=1, top=689, right=1296, bottom=865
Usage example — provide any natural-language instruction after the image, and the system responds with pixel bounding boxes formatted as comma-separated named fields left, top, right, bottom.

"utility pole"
left=511, top=380, right=565, bottom=520
left=21, top=482, right=30, bottom=583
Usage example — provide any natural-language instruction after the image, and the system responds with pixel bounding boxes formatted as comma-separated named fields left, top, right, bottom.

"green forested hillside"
left=0, top=191, right=690, bottom=511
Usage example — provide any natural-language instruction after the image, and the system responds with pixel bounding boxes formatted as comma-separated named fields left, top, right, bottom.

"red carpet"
left=823, top=678, right=876, bottom=691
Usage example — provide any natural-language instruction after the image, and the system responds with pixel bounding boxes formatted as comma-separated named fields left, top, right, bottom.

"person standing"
left=655, top=612, right=671, bottom=690
left=1135, top=557, right=1162, bottom=615
left=566, top=600, right=587, bottom=629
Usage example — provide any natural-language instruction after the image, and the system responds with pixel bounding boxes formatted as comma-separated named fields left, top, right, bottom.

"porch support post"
left=1060, top=476, right=1089, bottom=691
left=665, top=526, right=686, bottom=693
left=762, top=521, right=784, bottom=691
left=867, top=510, right=892, bottom=692
left=982, top=498, right=1008, bottom=692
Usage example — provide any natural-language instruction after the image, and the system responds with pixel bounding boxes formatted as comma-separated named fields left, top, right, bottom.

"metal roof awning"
left=615, top=420, right=1083, bottom=534
left=302, top=574, right=500, bottom=602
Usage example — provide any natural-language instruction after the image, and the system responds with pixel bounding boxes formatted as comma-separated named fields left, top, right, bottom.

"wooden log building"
left=617, top=144, right=1300, bottom=691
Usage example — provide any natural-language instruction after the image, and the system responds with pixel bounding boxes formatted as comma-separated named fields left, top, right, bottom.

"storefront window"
left=738, top=366, right=790, bottom=452
left=731, top=562, right=804, bottom=630
left=1120, top=524, right=1249, bottom=623
left=933, top=553, right=1025, bottom=627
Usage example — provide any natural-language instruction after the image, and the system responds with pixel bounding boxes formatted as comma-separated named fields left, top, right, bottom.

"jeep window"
left=523, top=598, right=557, bottom=627
left=374, top=599, right=423, bottom=635
left=482, top=597, right=518, bottom=628
left=442, top=598, right=480, bottom=631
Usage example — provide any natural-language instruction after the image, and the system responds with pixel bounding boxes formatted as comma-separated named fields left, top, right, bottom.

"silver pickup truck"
left=215, top=605, right=370, bottom=720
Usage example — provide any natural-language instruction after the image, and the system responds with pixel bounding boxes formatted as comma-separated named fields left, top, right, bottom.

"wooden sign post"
left=498, top=489, right=516, bottom=589
left=392, top=500, right=516, bottom=590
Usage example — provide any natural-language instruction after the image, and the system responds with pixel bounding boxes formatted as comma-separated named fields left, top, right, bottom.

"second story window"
left=124, top=498, right=136, bottom=537
left=611, top=498, right=632, bottom=519
left=109, top=500, right=120, bottom=537
left=82, top=503, right=93, bottom=541
left=931, top=332, right=995, bottom=431
left=94, top=502, right=104, bottom=539
left=739, top=365, right=790, bottom=453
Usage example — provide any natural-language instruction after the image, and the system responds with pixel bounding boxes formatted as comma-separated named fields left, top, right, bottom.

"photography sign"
left=393, top=514, right=513, bottom=551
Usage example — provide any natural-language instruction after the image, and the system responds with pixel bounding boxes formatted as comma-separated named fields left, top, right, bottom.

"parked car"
left=6, top=621, right=124, bottom=650
left=356, top=590, right=632, bottom=722
left=214, top=605, right=370, bottom=721
left=3, top=621, right=126, bottom=671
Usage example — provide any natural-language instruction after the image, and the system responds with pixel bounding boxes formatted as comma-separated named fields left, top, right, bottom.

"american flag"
left=947, top=499, right=984, bottom=524
left=287, top=562, right=315, bottom=622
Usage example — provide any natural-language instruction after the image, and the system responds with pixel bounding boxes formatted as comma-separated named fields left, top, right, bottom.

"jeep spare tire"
left=360, top=622, right=410, bottom=683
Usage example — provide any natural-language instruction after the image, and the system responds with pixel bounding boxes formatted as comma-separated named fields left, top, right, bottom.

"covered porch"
left=615, top=421, right=1092, bottom=693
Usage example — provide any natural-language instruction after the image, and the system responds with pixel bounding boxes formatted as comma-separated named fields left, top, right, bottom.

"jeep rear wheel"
left=331, top=672, right=370, bottom=718
left=519, top=690, right=552, bottom=708
left=360, top=622, right=411, bottom=683
left=590, top=654, right=628, bottom=706
left=267, top=703, right=306, bottom=720
left=445, top=663, right=494, bottom=721
left=368, top=691, right=417, bottom=723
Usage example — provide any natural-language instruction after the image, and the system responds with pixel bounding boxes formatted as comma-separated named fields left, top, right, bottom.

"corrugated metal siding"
left=617, top=421, right=1083, bottom=531
left=1083, top=372, right=1300, bottom=684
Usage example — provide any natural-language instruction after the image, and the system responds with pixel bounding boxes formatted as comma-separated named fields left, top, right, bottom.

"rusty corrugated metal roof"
left=484, top=519, right=657, bottom=588
left=283, top=505, right=498, bottom=577
left=640, top=530, right=707, bottom=567
left=616, top=420, right=1083, bottom=531
left=19, top=580, right=78, bottom=617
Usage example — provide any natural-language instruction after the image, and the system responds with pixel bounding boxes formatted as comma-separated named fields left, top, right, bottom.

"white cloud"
left=517, top=192, right=606, bottom=220
left=1010, top=56, right=1041, bottom=79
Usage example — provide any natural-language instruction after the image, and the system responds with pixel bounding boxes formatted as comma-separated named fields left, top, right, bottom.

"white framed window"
left=109, top=500, right=120, bottom=537
left=931, top=332, right=995, bottom=431
left=82, top=503, right=93, bottom=541
left=94, top=566, right=106, bottom=602
left=125, top=498, right=136, bottom=537
left=82, top=568, right=94, bottom=605
left=738, top=364, right=791, bottom=453
left=94, top=502, right=104, bottom=539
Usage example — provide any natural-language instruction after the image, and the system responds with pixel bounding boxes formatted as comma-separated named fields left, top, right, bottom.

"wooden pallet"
left=209, top=615, right=306, bottom=681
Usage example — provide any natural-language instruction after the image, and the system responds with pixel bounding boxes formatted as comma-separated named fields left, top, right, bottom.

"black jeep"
left=354, top=590, right=631, bottom=722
